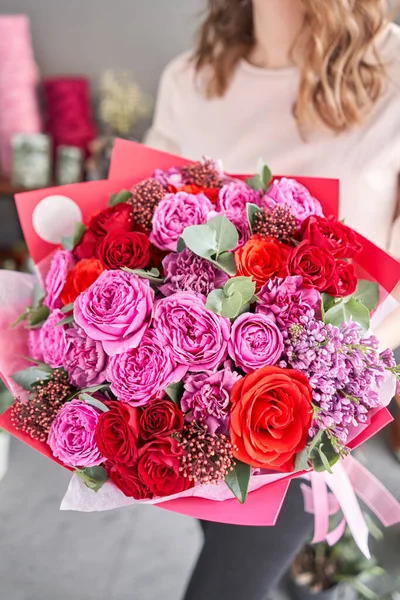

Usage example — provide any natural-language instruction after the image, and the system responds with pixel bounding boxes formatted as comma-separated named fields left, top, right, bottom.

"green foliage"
left=245, top=159, right=272, bottom=192
left=11, top=364, right=53, bottom=391
left=353, top=280, right=379, bottom=312
left=79, top=393, right=109, bottom=413
left=61, top=221, right=86, bottom=251
left=75, top=466, right=107, bottom=493
left=164, top=381, right=184, bottom=405
left=122, top=267, right=164, bottom=284
left=246, top=202, right=263, bottom=235
left=308, top=432, right=341, bottom=473
left=11, top=283, right=49, bottom=329
left=225, top=460, right=251, bottom=504
left=324, top=297, right=370, bottom=334
left=108, top=189, right=133, bottom=207
left=206, top=276, right=256, bottom=319
left=54, top=314, right=74, bottom=327
left=179, top=215, right=239, bottom=275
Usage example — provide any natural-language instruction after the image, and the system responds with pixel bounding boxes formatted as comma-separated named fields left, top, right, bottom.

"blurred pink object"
left=0, top=14, right=42, bottom=177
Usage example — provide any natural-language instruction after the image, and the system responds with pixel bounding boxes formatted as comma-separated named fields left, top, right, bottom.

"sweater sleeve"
left=144, top=57, right=184, bottom=155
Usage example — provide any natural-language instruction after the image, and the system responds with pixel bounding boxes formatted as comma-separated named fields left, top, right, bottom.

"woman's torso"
left=146, top=24, right=400, bottom=251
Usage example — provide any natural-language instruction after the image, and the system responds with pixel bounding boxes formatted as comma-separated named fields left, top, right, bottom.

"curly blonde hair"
left=193, top=0, right=392, bottom=133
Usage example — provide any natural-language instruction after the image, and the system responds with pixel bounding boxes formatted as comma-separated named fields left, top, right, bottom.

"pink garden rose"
left=263, top=178, right=323, bottom=224
left=217, top=181, right=260, bottom=215
left=228, top=312, right=284, bottom=373
left=181, top=360, right=242, bottom=433
left=152, top=292, right=230, bottom=372
left=108, top=331, right=186, bottom=406
left=63, top=325, right=109, bottom=388
left=150, top=191, right=213, bottom=251
left=39, top=309, right=68, bottom=368
left=256, top=276, right=321, bottom=329
left=44, top=250, right=75, bottom=310
left=48, top=399, right=104, bottom=467
left=74, top=270, right=154, bottom=356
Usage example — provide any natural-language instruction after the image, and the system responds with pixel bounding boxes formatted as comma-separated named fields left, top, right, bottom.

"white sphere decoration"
left=32, top=195, right=83, bottom=244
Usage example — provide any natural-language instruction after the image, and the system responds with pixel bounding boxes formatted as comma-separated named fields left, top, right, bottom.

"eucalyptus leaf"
left=205, top=289, right=226, bottom=315
left=324, top=297, right=370, bottom=333
left=79, top=393, right=109, bottom=413
left=164, top=381, right=184, bottom=405
left=224, top=277, right=255, bottom=305
left=225, top=460, right=251, bottom=504
left=108, top=189, right=132, bottom=207
left=11, top=365, right=52, bottom=390
left=28, top=304, right=50, bottom=328
left=205, top=214, right=239, bottom=256
left=353, top=280, right=379, bottom=312
left=54, top=314, right=74, bottom=327
left=246, top=202, right=263, bottom=235
left=176, top=237, right=186, bottom=252
left=246, top=174, right=265, bottom=192
left=309, top=433, right=341, bottom=473
left=321, top=293, right=336, bottom=314
left=180, top=224, right=217, bottom=259
left=294, top=448, right=310, bottom=472
left=68, top=383, right=110, bottom=400
left=61, top=222, right=86, bottom=251
left=257, top=158, right=272, bottom=186
left=210, top=251, right=237, bottom=276
left=123, top=267, right=164, bottom=284
left=220, top=291, right=243, bottom=318
left=75, top=466, right=107, bottom=493
left=60, top=302, right=74, bottom=314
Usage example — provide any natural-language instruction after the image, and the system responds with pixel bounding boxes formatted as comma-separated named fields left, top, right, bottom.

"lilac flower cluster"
left=279, top=315, right=391, bottom=447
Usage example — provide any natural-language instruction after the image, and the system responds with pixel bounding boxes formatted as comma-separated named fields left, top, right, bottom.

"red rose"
left=60, top=258, right=104, bottom=305
left=287, top=241, right=336, bottom=291
left=229, top=366, right=313, bottom=471
left=140, top=398, right=184, bottom=440
left=177, top=184, right=220, bottom=204
left=137, top=437, right=192, bottom=497
left=106, top=462, right=153, bottom=499
left=96, top=230, right=150, bottom=270
left=301, top=215, right=362, bottom=259
left=74, top=203, right=135, bottom=259
left=147, top=243, right=169, bottom=273
left=325, top=260, right=358, bottom=297
left=95, top=402, right=141, bottom=465
left=235, top=235, right=290, bottom=290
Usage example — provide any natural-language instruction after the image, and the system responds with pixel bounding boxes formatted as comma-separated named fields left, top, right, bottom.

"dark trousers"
left=183, top=480, right=313, bottom=600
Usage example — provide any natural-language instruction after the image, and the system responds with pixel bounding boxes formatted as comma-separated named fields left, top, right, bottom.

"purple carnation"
left=48, top=399, right=104, bottom=467
left=217, top=181, right=260, bottom=215
left=74, top=270, right=154, bottom=357
left=44, top=250, right=75, bottom=310
left=152, top=292, right=230, bottom=372
left=257, top=276, right=321, bottom=329
left=263, top=178, right=324, bottom=224
left=181, top=360, right=242, bottom=433
left=28, top=328, right=43, bottom=362
left=39, top=310, right=68, bottom=368
left=149, top=191, right=213, bottom=251
left=63, top=325, right=109, bottom=388
left=228, top=312, right=284, bottom=373
left=159, top=248, right=228, bottom=298
left=108, top=330, right=186, bottom=406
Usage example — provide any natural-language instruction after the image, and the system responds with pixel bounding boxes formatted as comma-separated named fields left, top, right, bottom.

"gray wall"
left=0, top=0, right=203, bottom=134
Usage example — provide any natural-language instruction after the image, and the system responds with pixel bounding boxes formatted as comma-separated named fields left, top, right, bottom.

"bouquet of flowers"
left=1, top=141, right=399, bottom=555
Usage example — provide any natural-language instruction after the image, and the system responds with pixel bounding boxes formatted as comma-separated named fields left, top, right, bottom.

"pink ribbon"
left=301, top=455, right=400, bottom=558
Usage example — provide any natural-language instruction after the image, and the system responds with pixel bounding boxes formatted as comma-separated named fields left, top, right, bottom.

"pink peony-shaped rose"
left=159, top=248, right=228, bottom=299
left=256, top=276, right=321, bottom=329
left=181, top=360, right=242, bottom=433
left=28, top=328, right=43, bottom=362
left=44, top=250, right=76, bottom=310
left=228, top=312, right=284, bottom=373
left=217, top=181, right=260, bottom=215
left=150, top=191, right=213, bottom=251
left=63, top=325, right=109, bottom=388
left=108, top=330, right=186, bottom=406
left=48, top=399, right=104, bottom=467
left=74, top=270, right=154, bottom=356
left=39, top=309, right=68, bottom=368
left=263, top=178, right=323, bottom=224
left=152, top=292, right=230, bottom=372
